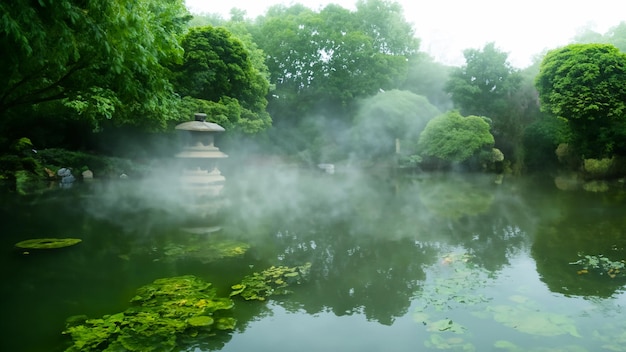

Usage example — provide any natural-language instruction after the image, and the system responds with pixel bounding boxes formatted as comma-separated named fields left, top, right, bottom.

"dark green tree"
left=0, top=0, right=191, bottom=132
left=444, top=43, right=522, bottom=163
left=535, top=43, right=626, bottom=158
left=171, top=26, right=271, bottom=133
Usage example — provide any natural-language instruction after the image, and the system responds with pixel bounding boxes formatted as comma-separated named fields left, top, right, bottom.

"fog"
left=185, top=0, right=625, bottom=68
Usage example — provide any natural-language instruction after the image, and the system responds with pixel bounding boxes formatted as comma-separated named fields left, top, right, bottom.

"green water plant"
left=15, top=238, right=82, bottom=249
left=63, top=275, right=236, bottom=351
left=490, top=305, right=581, bottom=337
left=162, top=238, right=250, bottom=263
left=570, top=254, right=626, bottom=279
left=230, top=263, right=312, bottom=301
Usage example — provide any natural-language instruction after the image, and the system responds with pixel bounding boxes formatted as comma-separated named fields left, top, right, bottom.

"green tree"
left=402, top=54, right=453, bottom=113
left=417, top=110, right=494, bottom=164
left=0, top=0, right=191, bottom=132
left=252, top=0, right=419, bottom=121
left=535, top=43, right=626, bottom=158
left=352, top=90, right=440, bottom=162
left=574, top=22, right=626, bottom=52
left=171, top=26, right=271, bottom=133
left=444, top=43, right=522, bottom=162
left=522, top=116, right=570, bottom=171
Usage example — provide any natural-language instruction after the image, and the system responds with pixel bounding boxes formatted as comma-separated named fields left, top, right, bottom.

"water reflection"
left=2, top=169, right=626, bottom=351
left=532, top=187, right=626, bottom=297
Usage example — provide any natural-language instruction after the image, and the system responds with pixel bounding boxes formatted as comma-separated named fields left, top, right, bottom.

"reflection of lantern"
left=175, top=113, right=228, bottom=197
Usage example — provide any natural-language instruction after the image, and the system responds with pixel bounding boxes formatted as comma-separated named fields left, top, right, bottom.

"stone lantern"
left=175, top=113, right=228, bottom=197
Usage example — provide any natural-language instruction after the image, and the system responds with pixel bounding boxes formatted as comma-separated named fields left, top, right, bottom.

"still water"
left=2, top=167, right=626, bottom=352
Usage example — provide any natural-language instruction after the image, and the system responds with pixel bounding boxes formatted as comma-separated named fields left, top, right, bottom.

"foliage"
left=15, top=238, right=81, bottom=250
left=535, top=43, right=626, bottom=158
left=252, top=0, right=419, bottom=121
left=570, top=254, right=626, bottom=279
left=63, top=275, right=236, bottom=351
left=171, top=26, right=271, bottom=134
left=417, top=111, right=495, bottom=164
left=583, top=157, right=615, bottom=179
left=230, top=263, right=312, bottom=301
left=574, top=21, right=626, bottom=52
left=36, top=148, right=144, bottom=178
left=351, top=90, right=440, bottom=162
left=402, top=54, right=453, bottom=112
left=0, top=0, right=192, bottom=132
left=522, top=117, right=571, bottom=171
left=488, top=303, right=581, bottom=337
left=445, top=43, right=522, bottom=150
left=445, top=43, right=521, bottom=118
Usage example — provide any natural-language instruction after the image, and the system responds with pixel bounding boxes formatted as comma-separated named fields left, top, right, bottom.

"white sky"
left=184, top=0, right=626, bottom=68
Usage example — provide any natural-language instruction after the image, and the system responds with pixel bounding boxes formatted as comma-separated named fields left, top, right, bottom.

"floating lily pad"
left=427, top=319, right=466, bottom=334
left=15, top=238, right=81, bottom=249
left=425, top=333, right=475, bottom=351
left=64, top=275, right=236, bottom=351
left=230, top=263, right=312, bottom=301
left=490, top=305, right=581, bottom=337
left=187, top=316, right=214, bottom=327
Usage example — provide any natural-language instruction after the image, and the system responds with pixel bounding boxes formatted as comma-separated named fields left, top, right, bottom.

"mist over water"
left=4, top=156, right=626, bottom=351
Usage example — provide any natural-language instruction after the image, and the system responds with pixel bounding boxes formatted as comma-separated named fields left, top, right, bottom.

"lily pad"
left=230, top=263, right=311, bottom=301
left=187, top=316, right=214, bottom=327
left=64, top=275, right=236, bottom=351
left=490, top=305, right=581, bottom=337
left=427, top=319, right=467, bottom=334
left=15, top=238, right=81, bottom=249
left=425, top=333, right=475, bottom=351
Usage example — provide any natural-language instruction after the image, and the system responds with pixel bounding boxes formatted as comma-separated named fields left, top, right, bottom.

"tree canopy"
left=535, top=43, right=626, bottom=158
left=0, top=0, right=191, bottom=132
left=171, top=26, right=271, bottom=133
left=352, top=90, right=440, bottom=160
left=444, top=42, right=527, bottom=164
left=417, top=111, right=494, bottom=163
left=251, top=0, right=420, bottom=121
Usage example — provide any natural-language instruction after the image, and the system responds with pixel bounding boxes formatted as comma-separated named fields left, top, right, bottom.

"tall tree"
left=171, top=26, right=271, bottom=133
left=402, top=54, right=453, bottom=112
left=352, top=90, right=440, bottom=161
left=444, top=42, right=522, bottom=162
left=0, top=0, right=191, bottom=133
left=535, top=43, right=626, bottom=158
left=574, top=22, right=626, bottom=52
left=252, top=0, right=419, bottom=121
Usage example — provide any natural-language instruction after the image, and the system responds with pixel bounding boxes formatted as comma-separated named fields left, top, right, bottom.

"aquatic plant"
left=162, top=238, right=249, bottom=263
left=63, top=275, right=236, bottom=351
left=230, top=263, right=312, bottom=301
left=570, top=254, right=626, bottom=279
left=424, top=333, right=474, bottom=351
left=15, top=238, right=82, bottom=249
left=489, top=304, right=581, bottom=337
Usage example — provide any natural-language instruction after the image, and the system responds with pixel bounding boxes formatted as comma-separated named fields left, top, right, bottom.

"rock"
left=317, top=163, right=335, bottom=174
left=82, top=169, right=93, bottom=179
left=57, top=167, right=72, bottom=177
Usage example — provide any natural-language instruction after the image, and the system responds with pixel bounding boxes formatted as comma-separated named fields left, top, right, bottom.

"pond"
left=2, top=166, right=626, bottom=352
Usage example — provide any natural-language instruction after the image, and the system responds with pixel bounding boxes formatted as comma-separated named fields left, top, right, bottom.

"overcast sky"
left=184, top=0, right=625, bottom=68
